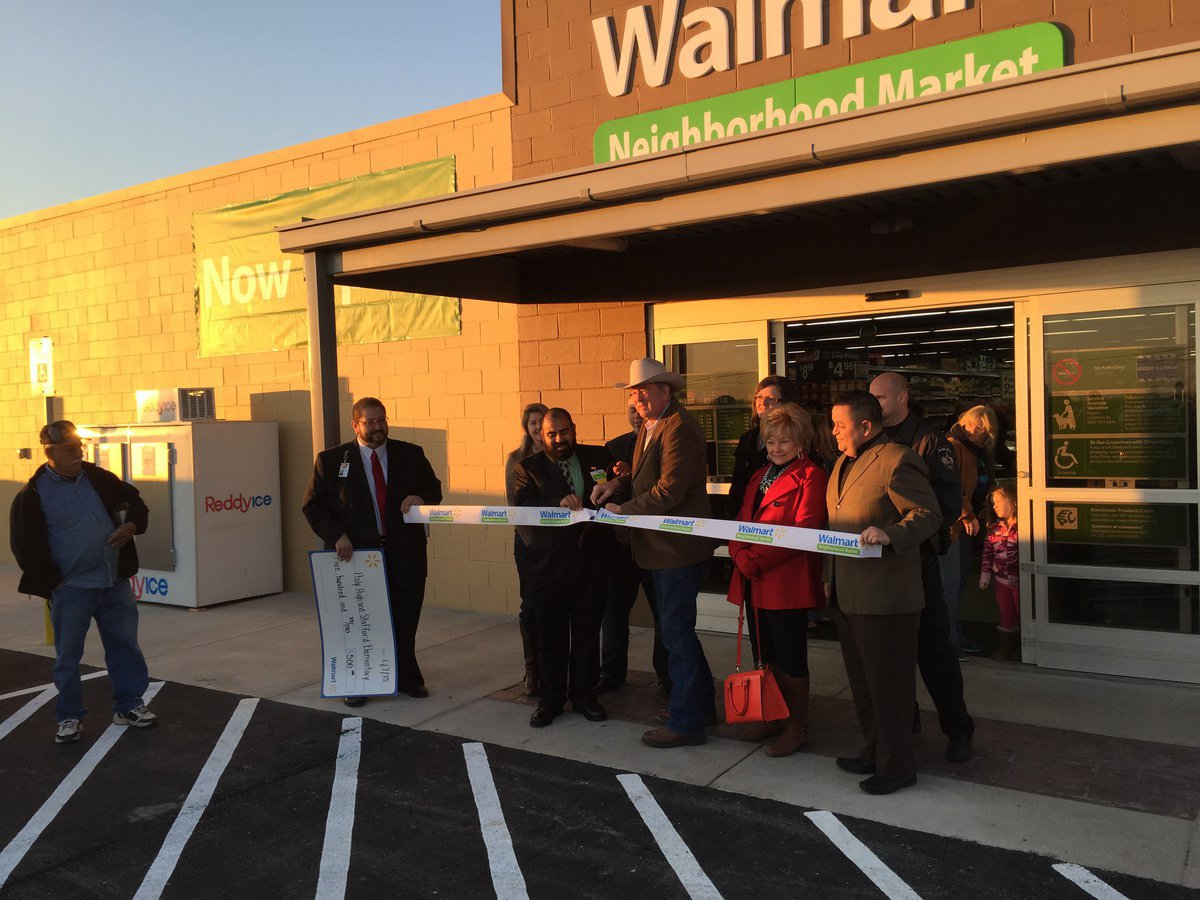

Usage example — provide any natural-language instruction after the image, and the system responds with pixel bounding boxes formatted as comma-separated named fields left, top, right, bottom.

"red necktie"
left=371, top=449, right=387, bottom=536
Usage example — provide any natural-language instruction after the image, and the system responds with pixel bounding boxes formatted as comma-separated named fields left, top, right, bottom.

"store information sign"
left=1050, top=502, right=1189, bottom=547
left=1047, top=343, right=1190, bottom=481
left=310, top=551, right=397, bottom=698
left=595, top=24, right=1063, bottom=162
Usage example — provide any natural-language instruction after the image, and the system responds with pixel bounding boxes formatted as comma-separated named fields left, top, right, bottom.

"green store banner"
left=594, top=24, right=1063, bottom=163
left=194, top=158, right=459, bottom=358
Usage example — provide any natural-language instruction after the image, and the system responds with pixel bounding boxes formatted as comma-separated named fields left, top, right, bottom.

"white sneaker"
left=113, top=706, right=157, bottom=728
left=55, top=719, right=83, bottom=744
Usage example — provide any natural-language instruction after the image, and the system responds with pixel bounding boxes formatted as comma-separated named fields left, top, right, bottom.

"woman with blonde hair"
left=506, top=402, right=548, bottom=696
left=726, top=402, right=828, bottom=756
left=940, top=404, right=998, bottom=656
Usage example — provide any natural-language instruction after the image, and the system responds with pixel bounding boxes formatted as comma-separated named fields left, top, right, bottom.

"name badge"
left=589, top=468, right=607, bottom=485
left=338, top=463, right=351, bottom=478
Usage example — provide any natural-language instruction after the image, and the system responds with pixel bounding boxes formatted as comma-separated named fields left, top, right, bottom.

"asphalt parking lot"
left=1, top=650, right=1194, bottom=899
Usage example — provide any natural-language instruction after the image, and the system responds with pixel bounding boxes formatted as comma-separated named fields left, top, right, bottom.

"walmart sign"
left=594, top=24, right=1064, bottom=163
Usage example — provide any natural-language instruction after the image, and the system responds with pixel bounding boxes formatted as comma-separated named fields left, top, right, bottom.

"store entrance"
left=780, top=303, right=1017, bottom=654
left=657, top=301, right=1018, bottom=657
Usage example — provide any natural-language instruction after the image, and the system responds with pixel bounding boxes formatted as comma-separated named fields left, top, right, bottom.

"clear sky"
left=0, top=1, right=501, bottom=220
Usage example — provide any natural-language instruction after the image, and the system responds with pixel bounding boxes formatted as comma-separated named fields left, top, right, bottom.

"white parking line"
left=133, top=698, right=259, bottom=900
left=315, top=717, right=363, bottom=900
left=0, top=670, right=108, bottom=703
left=0, top=687, right=56, bottom=744
left=0, top=681, right=164, bottom=889
left=805, top=811, right=922, bottom=900
left=463, top=742, right=529, bottom=900
left=617, top=773, right=723, bottom=900
left=1052, top=863, right=1131, bottom=899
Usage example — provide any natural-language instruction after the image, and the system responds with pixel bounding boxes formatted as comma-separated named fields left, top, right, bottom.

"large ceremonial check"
left=403, top=505, right=881, bottom=558
left=309, top=550, right=399, bottom=698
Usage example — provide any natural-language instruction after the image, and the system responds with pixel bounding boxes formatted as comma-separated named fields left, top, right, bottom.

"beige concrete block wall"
left=516, top=301, right=648, bottom=444
left=510, top=0, right=1200, bottom=178
left=0, top=94, right=524, bottom=613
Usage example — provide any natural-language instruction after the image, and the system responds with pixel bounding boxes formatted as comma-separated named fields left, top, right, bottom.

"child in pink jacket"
left=980, top=485, right=1020, bottom=661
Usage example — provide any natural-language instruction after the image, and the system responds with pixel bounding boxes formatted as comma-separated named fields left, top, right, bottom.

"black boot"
left=519, top=619, right=540, bottom=697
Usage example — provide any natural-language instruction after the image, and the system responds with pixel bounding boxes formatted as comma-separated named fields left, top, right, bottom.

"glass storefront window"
left=1046, top=501, right=1199, bottom=571
left=662, top=338, right=758, bottom=482
left=1047, top=577, right=1198, bottom=635
left=1044, top=305, right=1196, bottom=489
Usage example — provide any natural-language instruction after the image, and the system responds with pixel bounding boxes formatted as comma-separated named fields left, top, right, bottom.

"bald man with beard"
left=869, top=371, right=975, bottom=764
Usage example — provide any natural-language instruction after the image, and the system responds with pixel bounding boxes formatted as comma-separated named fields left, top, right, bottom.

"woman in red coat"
left=727, top=402, right=828, bottom=757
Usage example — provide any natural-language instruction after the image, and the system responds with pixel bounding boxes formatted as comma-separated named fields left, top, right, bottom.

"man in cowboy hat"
left=592, top=359, right=717, bottom=748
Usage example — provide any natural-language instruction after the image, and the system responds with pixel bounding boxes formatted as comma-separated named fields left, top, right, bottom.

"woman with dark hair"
left=726, top=403, right=828, bottom=756
left=506, top=402, right=548, bottom=695
left=727, top=375, right=798, bottom=517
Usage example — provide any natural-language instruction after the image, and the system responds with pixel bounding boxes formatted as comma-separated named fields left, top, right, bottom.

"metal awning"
left=281, top=41, right=1200, bottom=451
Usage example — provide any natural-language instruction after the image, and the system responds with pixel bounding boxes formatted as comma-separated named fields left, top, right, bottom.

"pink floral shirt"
left=982, top=520, right=1019, bottom=585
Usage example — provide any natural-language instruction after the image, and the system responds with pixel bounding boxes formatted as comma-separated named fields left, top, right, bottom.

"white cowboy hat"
left=615, top=358, right=685, bottom=390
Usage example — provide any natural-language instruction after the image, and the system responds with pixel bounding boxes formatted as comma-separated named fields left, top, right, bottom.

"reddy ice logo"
left=204, top=492, right=273, bottom=513
left=130, top=574, right=168, bottom=599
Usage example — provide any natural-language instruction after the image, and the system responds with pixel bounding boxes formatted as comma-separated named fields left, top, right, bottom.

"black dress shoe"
left=836, top=756, right=876, bottom=775
left=529, top=706, right=562, bottom=728
left=574, top=698, right=608, bottom=722
left=406, top=684, right=429, bottom=699
left=946, top=732, right=973, bottom=763
left=594, top=675, right=624, bottom=695
left=343, top=697, right=366, bottom=708
left=860, top=774, right=917, bottom=795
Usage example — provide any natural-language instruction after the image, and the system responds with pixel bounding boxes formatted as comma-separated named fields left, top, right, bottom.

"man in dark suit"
left=598, top=395, right=670, bottom=696
left=302, top=397, right=442, bottom=707
left=870, top=371, right=976, bottom=763
left=826, top=390, right=940, bottom=795
left=512, top=408, right=617, bottom=728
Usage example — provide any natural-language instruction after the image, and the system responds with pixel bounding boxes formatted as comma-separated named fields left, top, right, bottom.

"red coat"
left=727, top=456, right=829, bottom=611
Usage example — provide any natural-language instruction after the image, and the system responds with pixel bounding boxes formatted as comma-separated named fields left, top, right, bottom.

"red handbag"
left=723, top=593, right=789, bottom=724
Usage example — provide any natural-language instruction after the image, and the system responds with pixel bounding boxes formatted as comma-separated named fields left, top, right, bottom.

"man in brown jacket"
left=826, top=391, right=941, bottom=795
left=592, top=359, right=717, bottom=748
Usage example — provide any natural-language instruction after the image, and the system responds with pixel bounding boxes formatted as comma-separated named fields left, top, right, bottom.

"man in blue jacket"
left=9, top=421, right=155, bottom=744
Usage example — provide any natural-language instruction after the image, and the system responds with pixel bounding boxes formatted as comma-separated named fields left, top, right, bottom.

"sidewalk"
left=2, top=564, right=1197, bottom=889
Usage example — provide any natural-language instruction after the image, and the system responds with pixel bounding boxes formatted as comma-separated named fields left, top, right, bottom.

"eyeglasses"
left=358, top=417, right=388, bottom=428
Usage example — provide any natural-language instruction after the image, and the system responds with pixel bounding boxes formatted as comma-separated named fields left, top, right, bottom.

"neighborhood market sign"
left=594, top=24, right=1064, bottom=163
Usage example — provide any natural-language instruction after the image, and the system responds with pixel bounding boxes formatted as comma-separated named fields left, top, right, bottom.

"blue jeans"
left=651, top=563, right=714, bottom=736
left=50, top=581, right=149, bottom=722
left=938, top=537, right=971, bottom=648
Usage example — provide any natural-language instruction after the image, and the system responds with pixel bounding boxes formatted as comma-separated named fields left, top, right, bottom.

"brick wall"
left=0, top=94, right=526, bottom=613
left=510, top=0, right=1200, bottom=178
left=516, top=301, right=648, bottom=444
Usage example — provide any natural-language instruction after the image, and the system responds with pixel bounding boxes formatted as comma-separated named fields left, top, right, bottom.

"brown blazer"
left=826, top=435, right=941, bottom=616
left=619, top=399, right=717, bottom=570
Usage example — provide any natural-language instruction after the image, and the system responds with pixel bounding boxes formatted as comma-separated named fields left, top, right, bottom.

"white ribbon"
left=403, top=505, right=880, bottom=559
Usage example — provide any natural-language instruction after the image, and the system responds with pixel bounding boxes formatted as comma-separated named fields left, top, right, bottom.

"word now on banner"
left=403, top=505, right=881, bottom=559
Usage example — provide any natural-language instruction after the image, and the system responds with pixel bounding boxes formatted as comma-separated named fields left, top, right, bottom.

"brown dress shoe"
left=641, top=727, right=707, bottom=748
left=731, top=720, right=785, bottom=742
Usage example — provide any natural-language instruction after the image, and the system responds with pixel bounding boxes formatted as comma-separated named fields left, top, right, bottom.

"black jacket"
left=887, top=411, right=960, bottom=556
left=512, top=444, right=618, bottom=585
left=302, top=439, right=443, bottom=580
left=727, top=427, right=766, bottom=521
left=10, top=461, right=150, bottom=600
